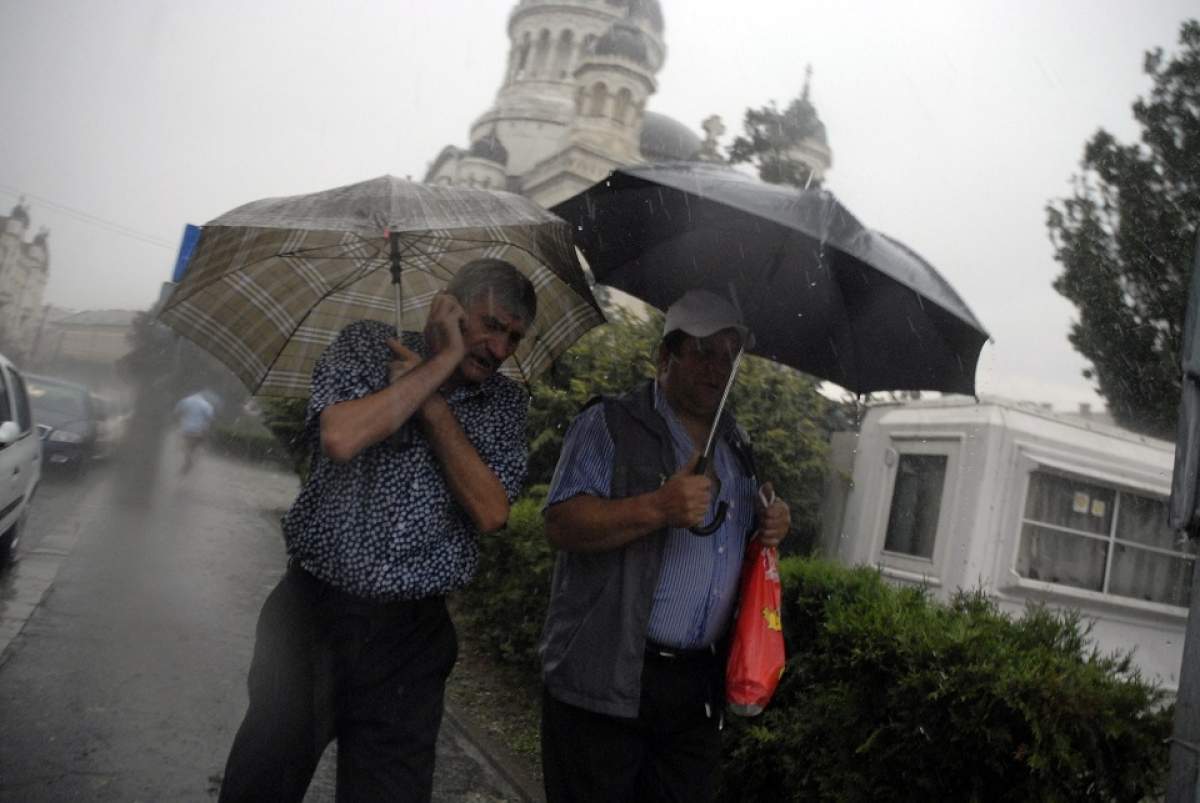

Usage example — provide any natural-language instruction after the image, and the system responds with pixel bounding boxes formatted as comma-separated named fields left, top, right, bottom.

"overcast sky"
left=0, top=0, right=1194, bottom=409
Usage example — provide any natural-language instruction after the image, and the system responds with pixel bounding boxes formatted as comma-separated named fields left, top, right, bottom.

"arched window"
left=505, top=44, right=519, bottom=84
left=614, top=88, right=633, bottom=124
left=554, top=30, right=574, bottom=79
left=588, top=82, right=607, bottom=117
left=532, top=29, right=551, bottom=77
left=515, top=32, right=531, bottom=78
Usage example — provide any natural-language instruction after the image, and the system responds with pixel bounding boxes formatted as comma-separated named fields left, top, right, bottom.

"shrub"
left=455, top=485, right=556, bottom=671
left=209, top=423, right=293, bottom=467
left=717, top=558, right=1172, bottom=803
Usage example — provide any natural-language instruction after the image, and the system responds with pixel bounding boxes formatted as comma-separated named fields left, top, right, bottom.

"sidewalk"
left=0, top=440, right=534, bottom=801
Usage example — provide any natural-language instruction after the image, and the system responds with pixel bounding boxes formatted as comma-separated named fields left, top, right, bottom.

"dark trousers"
left=218, top=564, right=458, bottom=803
left=541, top=646, right=723, bottom=803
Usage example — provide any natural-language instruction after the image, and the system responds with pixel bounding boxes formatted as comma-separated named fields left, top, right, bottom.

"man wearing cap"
left=537, top=289, right=792, bottom=802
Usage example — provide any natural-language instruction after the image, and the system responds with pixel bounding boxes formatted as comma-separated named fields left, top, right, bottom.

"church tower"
left=423, top=1, right=831, bottom=208
left=425, top=0, right=670, bottom=203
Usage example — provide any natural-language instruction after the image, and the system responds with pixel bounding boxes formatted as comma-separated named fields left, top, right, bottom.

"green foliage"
left=728, top=91, right=826, bottom=189
left=525, top=306, right=663, bottom=487
left=728, top=354, right=829, bottom=549
left=455, top=486, right=556, bottom=670
left=1047, top=19, right=1200, bottom=437
left=717, top=558, right=1172, bottom=803
left=209, top=424, right=293, bottom=467
left=257, top=397, right=313, bottom=479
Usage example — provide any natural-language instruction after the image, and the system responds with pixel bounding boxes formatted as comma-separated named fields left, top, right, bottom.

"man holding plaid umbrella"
left=219, top=259, right=536, bottom=803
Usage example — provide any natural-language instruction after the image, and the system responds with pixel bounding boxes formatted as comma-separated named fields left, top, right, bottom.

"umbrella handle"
left=689, top=454, right=728, bottom=536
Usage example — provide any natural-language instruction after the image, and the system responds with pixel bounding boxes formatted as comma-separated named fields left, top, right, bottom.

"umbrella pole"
left=690, top=344, right=746, bottom=536
left=389, top=232, right=403, bottom=334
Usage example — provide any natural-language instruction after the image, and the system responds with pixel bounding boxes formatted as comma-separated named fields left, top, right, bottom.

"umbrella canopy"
left=159, top=175, right=604, bottom=396
left=552, top=162, right=989, bottom=395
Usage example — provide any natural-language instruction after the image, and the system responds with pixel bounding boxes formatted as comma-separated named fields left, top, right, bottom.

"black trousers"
left=541, top=645, right=723, bottom=803
left=218, top=564, right=457, bottom=803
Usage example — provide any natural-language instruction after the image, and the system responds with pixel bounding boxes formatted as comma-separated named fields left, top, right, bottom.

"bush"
left=455, top=485, right=556, bottom=671
left=717, top=558, right=1172, bottom=803
left=209, top=423, right=293, bottom=467
left=257, top=397, right=313, bottom=479
left=456, top=508, right=1171, bottom=800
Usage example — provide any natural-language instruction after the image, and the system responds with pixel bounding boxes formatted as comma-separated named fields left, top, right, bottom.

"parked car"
left=25, top=374, right=100, bottom=470
left=0, top=352, right=41, bottom=561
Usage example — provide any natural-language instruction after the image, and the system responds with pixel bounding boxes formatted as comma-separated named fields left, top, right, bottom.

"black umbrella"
left=553, top=162, right=990, bottom=533
left=553, top=161, right=989, bottom=395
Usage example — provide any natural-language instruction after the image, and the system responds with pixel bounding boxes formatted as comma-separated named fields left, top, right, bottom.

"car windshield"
left=26, top=379, right=88, bottom=419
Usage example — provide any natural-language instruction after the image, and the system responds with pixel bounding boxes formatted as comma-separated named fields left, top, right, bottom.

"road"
left=0, top=434, right=526, bottom=802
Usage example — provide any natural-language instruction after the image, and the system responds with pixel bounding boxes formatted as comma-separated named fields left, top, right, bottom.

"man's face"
left=455, top=291, right=528, bottom=385
left=660, top=328, right=743, bottom=420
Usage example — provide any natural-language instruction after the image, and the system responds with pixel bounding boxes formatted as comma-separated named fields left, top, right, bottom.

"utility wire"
left=0, top=182, right=176, bottom=250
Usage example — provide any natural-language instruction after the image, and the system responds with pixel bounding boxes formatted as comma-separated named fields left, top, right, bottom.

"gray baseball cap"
left=662, top=289, right=754, bottom=347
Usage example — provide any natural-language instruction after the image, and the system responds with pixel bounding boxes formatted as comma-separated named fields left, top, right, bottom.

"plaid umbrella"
left=159, top=175, right=604, bottom=396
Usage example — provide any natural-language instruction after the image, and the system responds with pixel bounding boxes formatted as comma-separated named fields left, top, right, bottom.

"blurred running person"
left=175, top=390, right=215, bottom=473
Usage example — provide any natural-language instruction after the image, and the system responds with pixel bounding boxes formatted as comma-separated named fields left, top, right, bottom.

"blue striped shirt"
left=546, top=381, right=757, bottom=649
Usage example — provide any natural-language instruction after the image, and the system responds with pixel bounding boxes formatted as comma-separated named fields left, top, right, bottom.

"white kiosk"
left=820, top=397, right=1187, bottom=690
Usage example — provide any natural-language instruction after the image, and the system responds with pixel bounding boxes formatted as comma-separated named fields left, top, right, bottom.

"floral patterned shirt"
left=282, top=320, right=529, bottom=601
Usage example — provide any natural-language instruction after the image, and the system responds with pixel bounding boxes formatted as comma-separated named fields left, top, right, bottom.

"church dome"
left=592, top=22, right=651, bottom=68
left=469, top=133, right=509, bottom=165
left=639, top=112, right=702, bottom=162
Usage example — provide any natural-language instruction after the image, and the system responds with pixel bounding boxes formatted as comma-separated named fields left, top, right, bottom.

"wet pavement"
left=0, top=434, right=529, bottom=802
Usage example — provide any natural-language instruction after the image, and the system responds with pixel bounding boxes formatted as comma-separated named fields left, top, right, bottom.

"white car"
left=0, top=352, right=41, bottom=561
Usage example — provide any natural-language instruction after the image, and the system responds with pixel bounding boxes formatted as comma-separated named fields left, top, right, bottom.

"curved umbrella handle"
left=689, top=454, right=727, bottom=536
left=690, top=501, right=728, bottom=536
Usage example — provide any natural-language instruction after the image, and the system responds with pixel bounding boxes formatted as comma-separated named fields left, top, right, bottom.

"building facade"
left=0, top=201, right=49, bottom=363
left=424, top=0, right=832, bottom=207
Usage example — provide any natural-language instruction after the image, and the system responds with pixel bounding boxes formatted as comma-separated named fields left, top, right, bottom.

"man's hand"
left=655, top=453, right=714, bottom=529
left=423, top=293, right=467, bottom=359
left=386, top=339, right=423, bottom=385
left=753, top=482, right=791, bottom=547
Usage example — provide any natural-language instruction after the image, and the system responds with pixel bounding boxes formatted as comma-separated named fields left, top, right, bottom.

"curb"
left=0, top=514, right=83, bottom=664
left=444, top=701, right=545, bottom=803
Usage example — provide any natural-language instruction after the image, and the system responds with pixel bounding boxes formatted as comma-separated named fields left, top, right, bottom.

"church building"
left=424, top=0, right=831, bottom=208
left=0, top=200, right=49, bottom=362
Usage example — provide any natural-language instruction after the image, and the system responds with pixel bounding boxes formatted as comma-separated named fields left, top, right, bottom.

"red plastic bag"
left=725, top=540, right=785, bottom=716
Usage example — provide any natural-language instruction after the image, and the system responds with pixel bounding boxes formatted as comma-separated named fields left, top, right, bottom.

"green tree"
left=728, top=80, right=827, bottom=189
left=1047, top=19, right=1200, bottom=437
left=525, top=306, right=663, bottom=486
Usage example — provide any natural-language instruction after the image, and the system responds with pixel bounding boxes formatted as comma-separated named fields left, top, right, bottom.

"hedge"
left=455, top=485, right=555, bottom=671
left=458, top=506, right=1172, bottom=801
